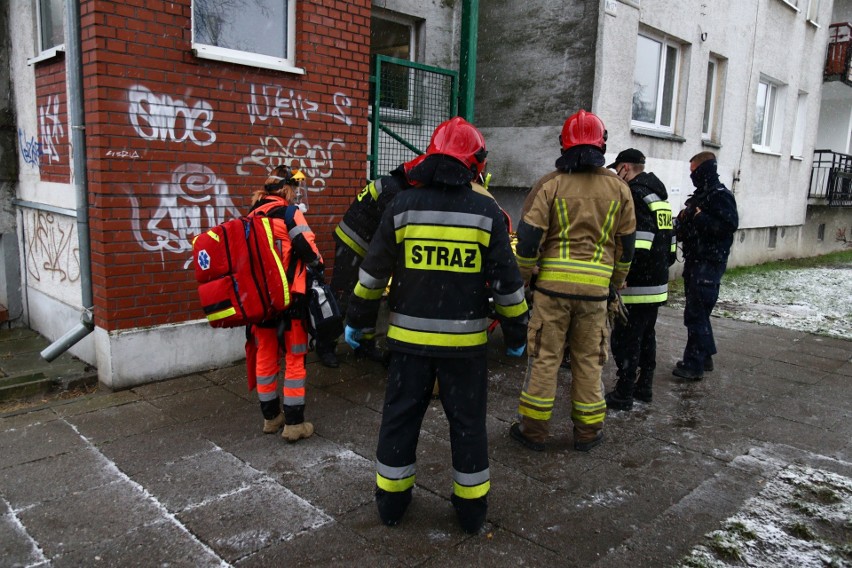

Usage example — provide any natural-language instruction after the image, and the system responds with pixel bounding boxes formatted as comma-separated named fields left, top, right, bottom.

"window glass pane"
left=633, top=36, right=661, bottom=123
left=660, top=45, right=677, bottom=127
left=40, top=0, right=64, bottom=51
left=765, top=85, right=777, bottom=146
left=754, top=82, right=767, bottom=144
left=194, top=0, right=288, bottom=58
left=370, top=16, right=413, bottom=110
left=702, top=61, right=716, bottom=135
left=808, top=0, right=820, bottom=21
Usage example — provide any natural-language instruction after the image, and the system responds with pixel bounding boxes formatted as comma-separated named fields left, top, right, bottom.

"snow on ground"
left=677, top=464, right=852, bottom=568
left=669, top=265, right=852, bottom=340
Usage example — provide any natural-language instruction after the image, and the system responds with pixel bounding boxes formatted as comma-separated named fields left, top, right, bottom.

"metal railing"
left=825, top=23, right=852, bottom=85
left=809, top=149, right=852, bottom=206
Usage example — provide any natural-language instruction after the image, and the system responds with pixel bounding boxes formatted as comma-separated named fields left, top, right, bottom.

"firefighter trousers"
left=375, top=352, right=490, bottom=527
left=610, top=304, right=659, bottom=397
left=518, top=291, right=608, bottom=445
left=253, top=319, right=309, bottom=424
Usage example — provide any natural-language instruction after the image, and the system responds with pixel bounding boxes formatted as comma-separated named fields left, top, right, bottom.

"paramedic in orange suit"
left=249, top=165, right=323, bottom=442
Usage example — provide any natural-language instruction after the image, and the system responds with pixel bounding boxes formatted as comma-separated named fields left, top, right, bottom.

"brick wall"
left=78, top=0, right=371, bottom=331
left=34, top=56, right=70, bottom=182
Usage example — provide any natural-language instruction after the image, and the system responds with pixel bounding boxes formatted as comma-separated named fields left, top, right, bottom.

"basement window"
left=191, top=0, right=303, bottom=74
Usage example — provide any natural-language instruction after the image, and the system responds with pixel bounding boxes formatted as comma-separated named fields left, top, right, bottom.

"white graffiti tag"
left=38, top=95, right=65, bottom=163
left=128, top=85, right=216, bottom=147
left=237, top=133, right=345, bottom=191
left=130, top=164, right=241, bottom=267
left=247, top=84, right=352, bottom=126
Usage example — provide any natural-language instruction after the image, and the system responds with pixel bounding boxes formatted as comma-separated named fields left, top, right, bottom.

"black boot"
left=605, top=390, right=633, bottom=411
left=634, top=375, right=653, bottom=402
left=375, top=487, right=412, bottom=526
left=451, top=494, right=487, bottom=534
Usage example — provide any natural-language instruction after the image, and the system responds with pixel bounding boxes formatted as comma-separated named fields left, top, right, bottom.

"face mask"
left=292, top=182, right=308, bottom=212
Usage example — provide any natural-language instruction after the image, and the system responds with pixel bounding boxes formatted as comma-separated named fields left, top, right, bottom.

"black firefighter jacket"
left=621, top=171, right=676, bottom=306
left=346, top=182, right=529, bottom=357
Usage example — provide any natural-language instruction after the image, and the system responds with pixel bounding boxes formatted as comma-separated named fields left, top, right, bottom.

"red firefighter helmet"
left=425, top=117, right=488, bottom=177
left=559, top=110, right=607, bottom=151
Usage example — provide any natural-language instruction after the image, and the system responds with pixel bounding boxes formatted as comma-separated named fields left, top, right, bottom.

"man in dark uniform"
left=604, top=149, right=675, bottom=410
left=673, top=151, right=739, bottom=380
left=345, top=117, right=528, bottom=533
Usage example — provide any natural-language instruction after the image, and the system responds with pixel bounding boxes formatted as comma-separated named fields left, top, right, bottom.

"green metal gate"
left=368, top=55, right=459, bottom=180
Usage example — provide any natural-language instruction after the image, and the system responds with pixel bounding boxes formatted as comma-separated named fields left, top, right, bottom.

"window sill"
left=631, top=127, right=686, bottom=143
left=752, top=145, right=782, bottom=157
left=27, top=45, right=65, bottom=66
left=702, top=139, right=722, bottom=149
left=791, top=155, right=804, bottom=161
left=777, top=0, right=801, bottom=13
left=806, top=19, right=820, bottom=28
left=192, top=46, right=305, bottom=75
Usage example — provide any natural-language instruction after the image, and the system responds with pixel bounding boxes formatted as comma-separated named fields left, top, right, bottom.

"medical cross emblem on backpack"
left=198, top=250, right=210, bottom=270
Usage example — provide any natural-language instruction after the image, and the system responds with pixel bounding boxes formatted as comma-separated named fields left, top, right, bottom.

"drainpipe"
left=41, top=0, right=94, bottom=361
left=458, top=0, right=479, bottom=121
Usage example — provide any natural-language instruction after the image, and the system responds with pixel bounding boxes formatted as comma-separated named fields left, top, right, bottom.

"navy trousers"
left=681, top=260, right=726, bottom=372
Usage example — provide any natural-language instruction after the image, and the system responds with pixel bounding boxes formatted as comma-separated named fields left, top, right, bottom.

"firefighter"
left=316, top=155, right=425, bottom=368
left=510, top=110, right=636, bottom=452
left=249, top=165, right=324, bottom=442
left=604, top=149, right=676, bottom=410
left=344, top=117, right=528, bottom=533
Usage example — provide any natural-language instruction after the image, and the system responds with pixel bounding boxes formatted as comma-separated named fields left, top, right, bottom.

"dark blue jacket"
left=675, top=160, right=739, bottom=264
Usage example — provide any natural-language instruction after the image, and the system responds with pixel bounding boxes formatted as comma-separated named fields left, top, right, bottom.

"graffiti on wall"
left=247, top=85, right=353, bottom=126
left=128, top=85, right=216, bottom=147
left=38, top=95, right=65, bottom=163
left=237, top=133, right=345, bottom=190
left=130, top=163, right=242, bottom=267
left=19, top=128, right=43, bottom=168
left=23, top=209, right=81, bottom=283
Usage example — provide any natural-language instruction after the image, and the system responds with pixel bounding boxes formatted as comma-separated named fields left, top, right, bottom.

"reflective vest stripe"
left=376, top=460, right=416, bottom=493
left=635, top=230, right=654, bottom=250
left=354, top=282, right=384, bottom=301
left=556, top=198, right=570, bottom=258
left=389, top=312, right=487, bottom=334
left=388, top=325, right=487, bottom=347
left=454, top=480, right=491, bottom=500
left=370, top=178, right=384, bottom=200
left=395, top=225, right=491, bottom=247
left=288, top=223, right=311, bottom=240
left=592, top=201, right=620, bottom=263
left=671, top=235, right=677, bottom=252
left=516, top=254, right=538, bottom=268
left=537, top=269, right=610, bottom=288
left=259, top=217, right=291, bottom=308
left=335, top=222, right=369, bottom=257
left=622, top=292, right=668, bottom=304
left=206, top=307, right=237, bottom=323
left=394, top=210, right=493, bottom=232
left=495, top=300, right=529, bottom=319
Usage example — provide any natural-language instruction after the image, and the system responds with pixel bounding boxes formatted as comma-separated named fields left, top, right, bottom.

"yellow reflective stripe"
left=635, top=240, right=652, bottom=250
left=520, top=391, right=554, bottom=407
left=354, top=282, right=384, bottom=300
left=537, top=270, right=610, bottom=288
left=556, top=198, right=570, bottom=258
left=670, top=243, right=677, bottom=252
left=454, top=480, right=490, bottom=500
left=260, top=217, right=290, bottom=307
left=494, top=300, right=528, bottom=318
left=388, top=325, right=487, bottom=347
left=574, top=399, right=607, bottom=412
left=519, top=405, right=552, bottom=420
left=572, top=399, right=606, bottom=425
left=395, top=225, right=491, bottom=247
left=615, top=261, right=632, bottom=271
left=539, top=258, right=613, bottom=275
left=207, top=307, right=236, bottom=322
left=368, top=181, right=380, bottom=201
left=516, top=254, right=538, bottom=268
left=593, top=201, right=620, bottom=263
left=622, top=292, right=668, bottom=304
left=334, top=225, right=367, bottom=257
left=376, top=472, right=415, bottom=493
left=206, top=229, right=220, bottom=242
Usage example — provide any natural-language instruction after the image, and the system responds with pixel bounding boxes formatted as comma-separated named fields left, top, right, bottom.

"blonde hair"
left=252, top=166, right=296, bottom=205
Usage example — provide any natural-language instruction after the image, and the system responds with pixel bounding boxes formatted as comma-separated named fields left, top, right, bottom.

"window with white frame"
left=753, top=76, right=785, bottom=153
left=37, top=0, right=64, bottom=54
left=632, top=33, right=680, bottom=132
left=702, top=57, right=724, bottom=140
left=807, top=0, right=821, bottom=23
left=192, top=0, right=299, bottom=73
left=791, top=92, right=808, bottom=158
left=370, top=11, right=420, bottom=116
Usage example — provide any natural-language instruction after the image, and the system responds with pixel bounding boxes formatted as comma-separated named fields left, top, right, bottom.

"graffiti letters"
left=248, top=84, right=353, bottom=126
left=128, top=85, right=216, bottom=147
left=237, top=133, right=345, bottom=190
left=38, top=95, right=65, bottom=163
left=24, top=210, right=80, bottom=283
left=130, top=163, right=241, bottom=267
left=106, top=149, right=140, bottom=159
left=19, top=128, right=43, bottom=167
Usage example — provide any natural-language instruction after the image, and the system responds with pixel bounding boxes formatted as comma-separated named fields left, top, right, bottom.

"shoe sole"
left=509, top=424, right=544, bottom=452
left=574, top=432, right=604, bottom=452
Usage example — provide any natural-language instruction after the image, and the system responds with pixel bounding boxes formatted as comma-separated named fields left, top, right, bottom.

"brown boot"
left=262, top=413, right=284, bottom=434
left=282, top=421, right=314, bottom=442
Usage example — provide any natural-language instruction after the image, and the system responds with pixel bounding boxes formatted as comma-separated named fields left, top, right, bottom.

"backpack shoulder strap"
left=266, top=205, right=300, bottom=284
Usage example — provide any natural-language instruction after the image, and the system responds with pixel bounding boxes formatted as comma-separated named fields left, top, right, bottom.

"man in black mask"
left=673, top=151, right=739, bottom=381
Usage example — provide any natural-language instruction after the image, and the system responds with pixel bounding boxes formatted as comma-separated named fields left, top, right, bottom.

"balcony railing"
left=825, top=23, right=852, bottom=85
left=809, top=149, right=852, bottom=206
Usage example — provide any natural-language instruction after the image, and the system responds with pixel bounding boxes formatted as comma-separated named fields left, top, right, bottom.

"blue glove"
left=506, top=344, right=526, bottom=357
left=344, top=325, right=364, bottom=350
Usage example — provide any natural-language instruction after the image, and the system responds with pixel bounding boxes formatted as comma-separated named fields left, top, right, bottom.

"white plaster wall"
left=95, top=321, right=244, bottom=390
